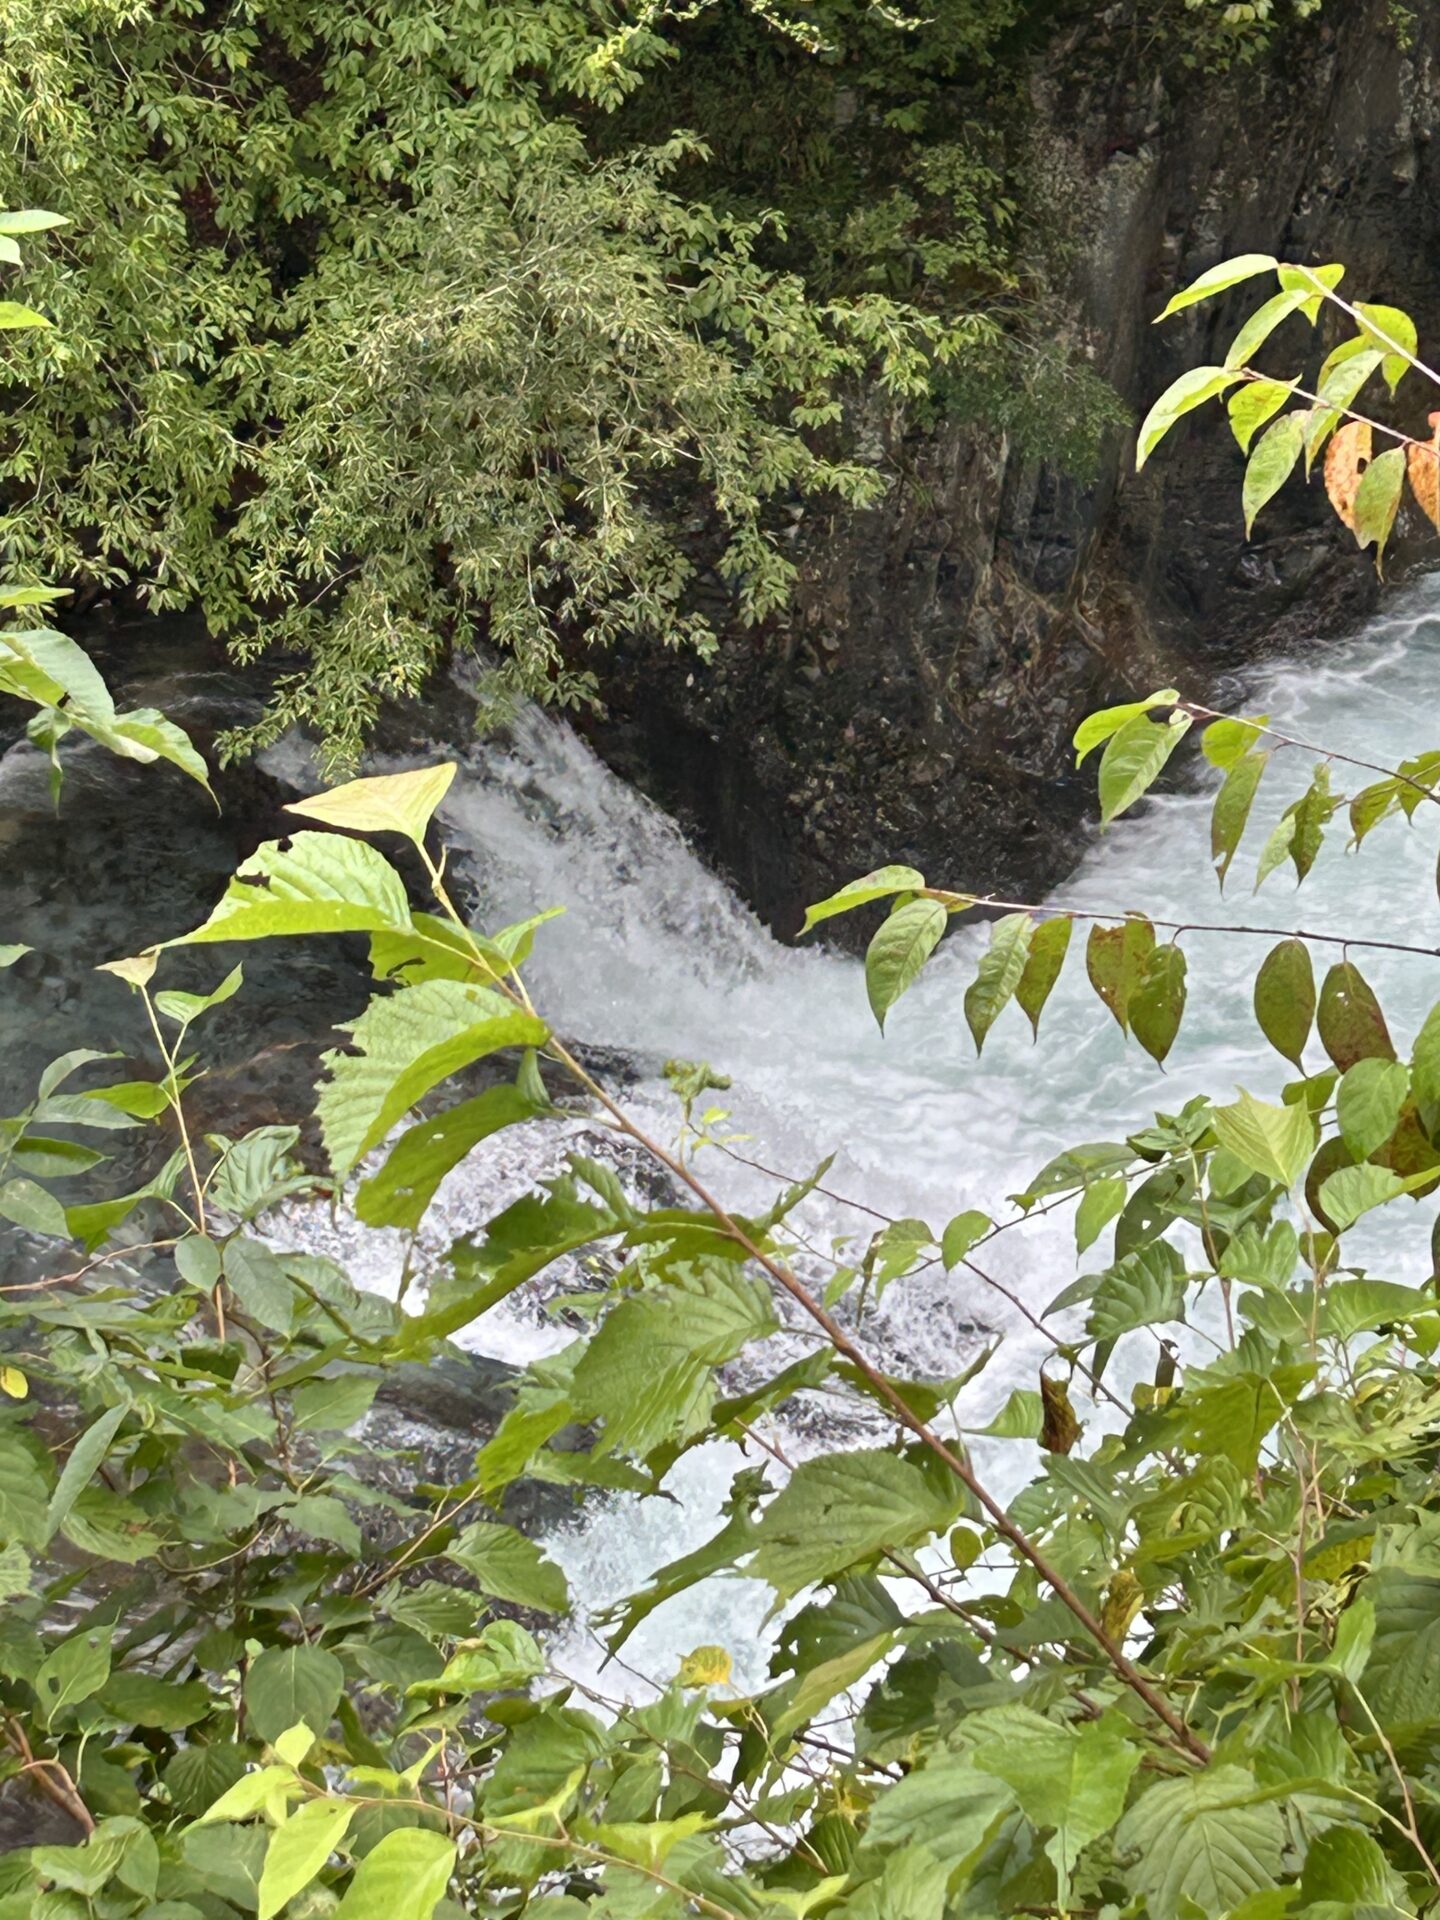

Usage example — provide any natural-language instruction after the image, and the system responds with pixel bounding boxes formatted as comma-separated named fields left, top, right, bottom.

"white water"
left=274, top=579, right=1440, bottom=1700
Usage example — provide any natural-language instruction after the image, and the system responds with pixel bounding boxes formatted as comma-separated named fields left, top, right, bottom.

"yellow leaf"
left=284, top=764, right=457, bottom=848
left=97, top=952, right=158, bottom=989
left=1101, top=1569, right=1145, bottom=1642
left=677, top=1645, right=732, bottom=1688
left=273, top=1723, right=315, bottom=1767
left=0, top=1367, right=27, bottom=1399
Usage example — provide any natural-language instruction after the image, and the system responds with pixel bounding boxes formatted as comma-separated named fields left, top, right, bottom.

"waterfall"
left=269, top=580, right=1440, bottom=1697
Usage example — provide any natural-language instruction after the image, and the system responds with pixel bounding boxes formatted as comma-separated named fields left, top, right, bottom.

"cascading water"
left=266, top=578, right=1440, bottom=1700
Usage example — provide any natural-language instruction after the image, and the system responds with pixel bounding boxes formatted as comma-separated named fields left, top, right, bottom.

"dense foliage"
left=11, top=7, right=1440, bottom=1915
left=0, top=0, right=1353, bottom=764
left=6, top=566, right=1440, bottom=1912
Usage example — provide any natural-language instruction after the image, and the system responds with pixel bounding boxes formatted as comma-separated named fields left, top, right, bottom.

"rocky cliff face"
left=582, top=0, right=1439, bottom=941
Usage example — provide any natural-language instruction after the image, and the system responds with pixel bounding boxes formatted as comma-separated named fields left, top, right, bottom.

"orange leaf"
left=1408, top=411, right=1440, bottom=533
left=1325, top=419, right=1372, bottom=531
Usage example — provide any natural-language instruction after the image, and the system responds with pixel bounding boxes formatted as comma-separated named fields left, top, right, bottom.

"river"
left=5, top=586, right=1440, bottom=1700
left=265, top=576, right=1440, bottom=1698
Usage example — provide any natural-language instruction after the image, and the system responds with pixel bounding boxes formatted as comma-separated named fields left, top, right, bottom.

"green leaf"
left=182, top=1824, right=267, bottom=1910
left=1211, top=750, right=1268, bottom=889
left=1356, top=300, right=1417, bottom=389
left=175, top=1234, right=222, bottom=1290
left=1075, top=1176, right=1126, bottom=1254
left=285, top=1494, right=362, bottom=1556
left=963, top=913, right=1031, bottom=1054
left=1276, top=765, right=1337, bottom=888
left=1086, top=918, right=1155, bottom=1033
left=751, top=1450, right=958, bottom=1600
left=1242, top=412, right=1304, bottom=535
left=1116, top=1766, right=1285, bottom=1920
left=1253, top=939, right=1315, bottom=1066
left=100, top=1671, right=210, bottom=1729
left=356, top=1083, right=548, bottom=1230
left=970, top=1707, right=1141, bottom=1896
left=1210, top=1090, right=1314, bottom=1189
left=859, top=1759, right=1011, bottom=1873
left=292, top=1375, right=378, bottom=1433
left=0, top=1175, right=69, bottom=1237
left=940, top=1210, right=991, bottom=1270
left=868, top=1217, right=933, bottom=1297
left=317, top=980, right=548, bottom=1176
left=333, top=1827, right=456, bottom=1920
left=169, top=833, right=412, bottom=947
left=0, top=210, right=67, bottom=235
left=208, top=1126, right=310, bottom=1222
left=164, top=1745, right=251, bottom=1818
left=1317, top=342, right=1384, bottom=412
left=258, top=1800, right=355, bottom=1920
left=1352, top=445, right=1405, bottom=564
left=1130, top=943, right=1187, bottom=1066
left=1087, top=1240, right=1187, bottom=1341
left=223, top=1237, right=294, bottom=1334
left=1157, top=255, right=1279, bottom=320
left=1225, top=290, right=1310, bottom=369
left=46, top=1404, right=126, bottom=1542
left=1073, top=690, right=1179, bottom=765
left=155, top=964, right=243, bottom=1031
left=801, top=866, right=926, bottom=934
left=976, top=1388, right=1042, bottom=1438
left=1299, top=1827, right=1407, bottom=1909
left=243, top=1645, right=345, bottom=1744
left=1014, top=916, right=1072, bottom=1039
left=284, top=763, right=456, bottom=847
left=1228, top=380, right=1297, bottom=453
left=1137, top=367, right=1243, bottom=469
left=34, top=1624, right=112, bottom=1728
left=1336, top=1057, right=1408, bottom=1159
left=194, top=1765, right=299, bottom=1826
left=571, top=1263, right=775, bottom=1458
left=1278, top=259, right=1345, bottom=318
left=1411, top=999, right=1440, bottom=1139
left=865, top=899, right=946, bottom=1032
left=1320, top=1277, right=1435, bottom=1338
left=1318, top=962, right=1394, bottom=1071
left=1316, top=1163, right=1415, bottom=1233
left=448, top=1521, right=569, bottom=1614
left=1363, top=1567, right=1440, bottom=1734
left=411, top=1620, right=544, bottom=1698
left=0, top=300, right=50, bottom=328
left=0, top=943, right=31, bottom=969
left=1202, top=715, right=1268, bottom=769
left=0, top=1442, right=49, bottom=1547
left=1097, top=708, right=1192, bottom=823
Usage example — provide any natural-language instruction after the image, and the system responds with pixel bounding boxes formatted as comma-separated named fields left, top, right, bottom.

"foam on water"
left=272, top=578, right=1440, bottom=1698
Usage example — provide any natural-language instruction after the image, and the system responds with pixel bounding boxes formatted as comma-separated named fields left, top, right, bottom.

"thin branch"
left=1176, top=698, right=1440, bottom=810
left=925, top=891, right=1440, bottom=965
left=4, top=1717, right=94, bottom=1835
left=546, top=1035, right=1213, bottom=1765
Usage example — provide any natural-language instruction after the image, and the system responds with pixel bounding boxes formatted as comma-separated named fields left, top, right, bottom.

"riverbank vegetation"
left=0, top=0, right=1351, bottom=763
left=8, top=1, right=1440, bottom=1914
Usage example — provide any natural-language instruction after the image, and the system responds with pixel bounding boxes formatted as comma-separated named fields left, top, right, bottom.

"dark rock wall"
left=582, top=0, right=1440, bottom=943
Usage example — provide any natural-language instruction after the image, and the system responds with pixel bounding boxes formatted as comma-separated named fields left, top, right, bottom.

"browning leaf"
left=1407, top=411, right=1440, bottom=533
left=1039, top=1373, right=1081, bottom=1455
left=1325, top=420, right=1372, bottom=532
